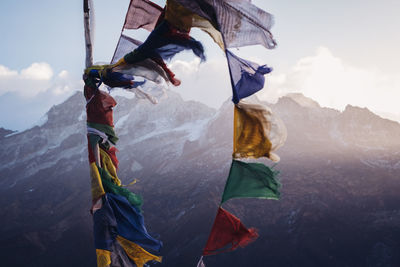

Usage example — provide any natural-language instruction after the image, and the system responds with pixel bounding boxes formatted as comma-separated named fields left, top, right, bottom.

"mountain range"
left=1, top=90, right=399, bottom=267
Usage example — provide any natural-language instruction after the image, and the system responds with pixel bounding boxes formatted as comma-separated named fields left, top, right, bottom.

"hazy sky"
left=1, top=0, right=399, bottom=131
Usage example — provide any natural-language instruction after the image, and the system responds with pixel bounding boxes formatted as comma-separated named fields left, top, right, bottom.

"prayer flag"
left=111, top=35, right=170, bottom=84
left=202, top=207, right=258, bottom=256
left=124, top=20, right=205, bottom=63
left=172, top=0, right=276, bottom=49
left=117, top=236, right=162, bottom=267
left=94, top=194, right=162, bottom=252
left=227, top=50, right=272, bottom=104
left=93, top=194, right=162, bottom=267
left=89, top=162, right=106, bottom=203
left=233, top=101, right=286, bottom=161
left=111, top=34, right=143, bottom=64
left=215, top=0, right=276, bottom=49
left=221, top=160, right=280, bottom=204
left=123, top=0, right=164, bottom=31
left=87, top=122, right=119, bottom=145
left=97, top=166, right=143, bottom=208
left=84, top=84, right=117, bottom=127
left=100, top=147, right=121, bottom=186
left=165, top=0, right=224, bottom=49
left=84, top=68, right=163, bottom=267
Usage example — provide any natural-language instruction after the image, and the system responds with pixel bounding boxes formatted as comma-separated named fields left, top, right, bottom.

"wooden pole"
left=83, top=0, right=100, bottom=166
left=83, top=0, right=93, bottom=68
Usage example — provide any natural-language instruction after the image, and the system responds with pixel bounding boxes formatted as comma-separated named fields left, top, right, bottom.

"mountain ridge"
left=1, top=89, right=400, bottom=267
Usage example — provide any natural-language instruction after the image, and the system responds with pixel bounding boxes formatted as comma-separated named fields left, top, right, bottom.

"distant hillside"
left=1, top=90, right=399, bottom=267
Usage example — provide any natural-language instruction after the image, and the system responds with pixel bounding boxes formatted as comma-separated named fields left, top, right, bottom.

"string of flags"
left=83, top=0, right=286, bottom=266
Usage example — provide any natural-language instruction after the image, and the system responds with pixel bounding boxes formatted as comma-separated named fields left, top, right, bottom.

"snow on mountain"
left=0, top=127, right=16, bottom=138
left=1, top=89, right=400, bottom=267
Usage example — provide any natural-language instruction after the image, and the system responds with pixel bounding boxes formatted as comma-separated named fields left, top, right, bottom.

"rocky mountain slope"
left=1, top=90, right=399, bottom=267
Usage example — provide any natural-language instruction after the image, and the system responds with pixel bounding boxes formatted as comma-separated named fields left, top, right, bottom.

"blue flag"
left=226, top=50, right=272, bottom=104
left=93, top=193, right=163, bottom=253
left=124, top=20, right=205, bottom=64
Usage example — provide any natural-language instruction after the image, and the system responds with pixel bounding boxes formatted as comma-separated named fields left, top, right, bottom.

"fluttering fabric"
left=100, top=147, right=121, bottom=186
left=175, top=0, right=283, bottom=264
left=103, top=146, right=119, bottom=170
left=124, top=20, right=206, bottom=64
left=110, top=0, right=216, bottom=90
left=87, top=122, right=119, bottom=145
left=101, top=70, right=141, bottom=89
left=96, top=244, right=135, bottom=267
left=85, top=106, right=141, bottom=208
left=233, top=101, right=286, bottom=161
left=93, top=194, right=162, bottom=267
left=116, top=236, right=162, bottom=267
left=85, top=66, right=143, bottom=90
left=115, top=1, right=185, bottom=87
left=123, top=0, right=164, bottom=32
left=120, top=17, right=206, bottom=88
left=202, top=207, right=258, bottom=256
left=94, top=194, right=162, bottom=252
left=87, top=127, right=111, bottom=147
left=111, top=35, right=143, bottom=64
left=172, top=0, right=276, bottom=49
left=84, top=69, right=162, bottom=266
left=165, top=0, right=224, bottom=49
left=90, top=162, right=106, bottom=203
left=97, top=166, right=143, bottom=208
left=226, top=50, right=272, bottom=104
left=93, top=195, right=118, bottom=251
left=213, top=0, right=276, bottom=49
left=221, top=159, right=280, bottom=204
left=111, top=34, right=171, bottom=84
left=84, top=0, right=284, bottom=265
left=96, top=249, right=112, bottom=267
left=84, top=83, right=117, bottom=127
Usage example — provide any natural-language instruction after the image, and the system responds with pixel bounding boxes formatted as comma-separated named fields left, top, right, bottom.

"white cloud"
left=258, top=46, right=400, bottom=118
left=169, top=57, right=231, bottom=108
left=20, top=62, right=53, bottom=80
left=0, top=65, right=18, bottom=77
left=0, top=63, right=81, bottom=131
left=0, top=63, right=80, bottom=98
left=52, top=70, right=83, bottom=95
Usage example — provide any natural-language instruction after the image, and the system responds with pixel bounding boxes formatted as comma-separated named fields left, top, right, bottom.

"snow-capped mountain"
left=1, top=90, right=399, bottom=267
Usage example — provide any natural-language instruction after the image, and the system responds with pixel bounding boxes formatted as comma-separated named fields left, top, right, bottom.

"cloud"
left=258, top=46, right=400, bottom=117
left=0, top=63, right=80, bottom=98
left=0, top=65, right=18, bottom=77
left=169, top=57, right=231, bottom=108
left=20, top=62, right=53, bottom=80
left=0, top=63, right=81, bottom=131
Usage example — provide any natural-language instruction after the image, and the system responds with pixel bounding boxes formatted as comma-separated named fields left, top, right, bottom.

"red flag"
left=202, top=207, right=258, bottom=256
left=84, top=85, right=117, bottom=127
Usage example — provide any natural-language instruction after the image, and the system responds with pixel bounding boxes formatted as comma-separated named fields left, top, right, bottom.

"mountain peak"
left=342, top=104, right=383, bottom=122
left=284, top=93, right=320, bottom=108
left=343, top=104, right=372, bottom=114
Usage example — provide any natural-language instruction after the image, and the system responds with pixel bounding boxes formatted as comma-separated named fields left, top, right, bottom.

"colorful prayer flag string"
left=82, top=1, right=287, bottom=266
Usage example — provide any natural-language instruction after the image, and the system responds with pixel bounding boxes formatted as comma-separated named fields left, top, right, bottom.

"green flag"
left=221, top=160, right=281, bottom=204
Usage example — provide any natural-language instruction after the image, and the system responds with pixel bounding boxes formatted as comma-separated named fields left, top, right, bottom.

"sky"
left=0, top=0, right=399, bottom=131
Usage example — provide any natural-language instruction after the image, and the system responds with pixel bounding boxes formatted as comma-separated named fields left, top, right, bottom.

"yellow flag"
left=165, top=0, right=224, bottom=49
left=96, top=249, right=111, bottom=267
left=99, top=148, right=121, bottom=186
left=116, top=236, right=162, bottom=267
left=90, top=162, right=106, bottom=202
left=233, top=101, right=286, bottom=161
